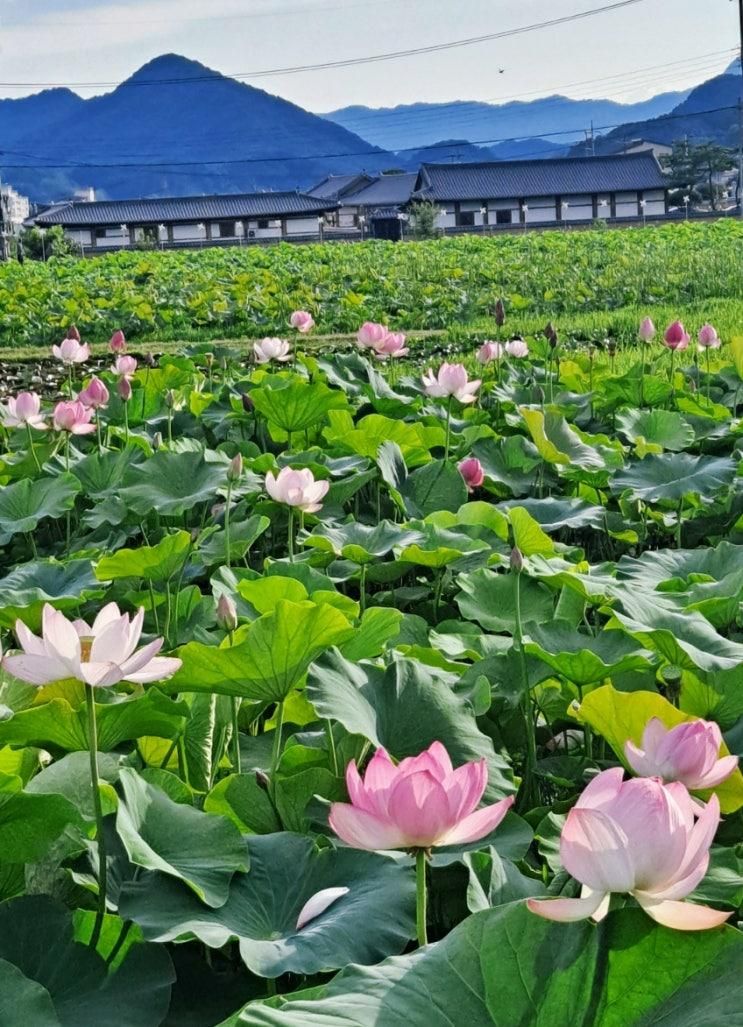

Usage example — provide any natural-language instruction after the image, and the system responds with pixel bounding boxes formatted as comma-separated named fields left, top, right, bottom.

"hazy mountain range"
left=0, top=54, right=739, bottom=204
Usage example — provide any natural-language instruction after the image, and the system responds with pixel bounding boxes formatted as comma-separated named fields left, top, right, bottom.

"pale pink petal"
left=437, top=796, right=514, bottom=846
left=90, top=616, right=135, bottom=666
left=664, top=782, right=696, bottom=830
left=14, top=620, right=46, bottom=656
left=608, top=778, right=686, bottom=889
left=696, top=755, right=738, bottom=789
left=345, top=760, right=376, bottom=814
left=641, top=717, right=668, bottom=758
left=575, top=767, right=625, bottom=811
left=81, top=661, right=124, bottom=688
left=329, top=802, right=408, bottom=850
left=43, top=604, right=80, bottom=663
left=91, top=603, right=124, bottom=635
left=386, top=771, right=453, bottom=847
left=667, top=794, right=720, bottom=889
left=296, top=887, right=349, bottom=930
left=442, top=760, right=487, bottom=820
left=124, top=656, right=181, bottom=683
left=527, top=890, right=609, bottom=923
left=624, top=740, right=659, bottom=778
left=634, top=895, right=731, bottom=930
left=3, top=652, right=71, bottom=685
left=362, top=748, right=397, bottom=795
left=119, top=637, right=165, bottom=678
left=560, top=807, right=635, bottom=893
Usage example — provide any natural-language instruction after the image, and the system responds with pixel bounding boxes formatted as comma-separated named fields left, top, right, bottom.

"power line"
left=0, top=104, right=736, bottom=171
left=0, top=0, right=650, bottom=89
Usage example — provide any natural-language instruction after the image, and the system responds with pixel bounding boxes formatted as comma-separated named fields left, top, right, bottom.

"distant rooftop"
left=34, top=190, right=336, bottom=227
left=416, top=153, right=667, bottom=201
left=346, top=173, right=418, bottom=208
left=307, top=174, right=374, bottom=200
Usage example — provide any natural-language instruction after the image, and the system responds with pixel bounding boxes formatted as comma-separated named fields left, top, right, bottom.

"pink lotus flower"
left=663, top=321, right=690, bottom=351
left=112, top=355, right=137, bottom=378
left=372, top=331, right=409, bottom=360
left=639, top=317, right=656, bottom=342
left=254, top=337, right=292, bottom=364
left=2, top=392, right=47, bottom=431
left=329, top=743, right=514, bottom=851
left=118, top=377, right=132, bottom=402
left=52, top=400, right=96, bottom=435
left=296, top=887, right=349, bottom=930
left=698, top=324, right=721, bottom=350
left=265, top=466, right=329, bottom=513
left=66, top=325, right=81, bottom=342
left=109, top=329, right=127, bottom=353
left=357, top=322, right=388, bottom=349
left=422, top=363, right=480, bottom=404
left=625, top=718, right=738, bottom=791
left=3, top=603, right=182, bottom=688
left=290, top=310, right=315, bottom=334
left=78, top=377, right=109, bottom=410
left=527, top=768, right=729, bottom=931
left=458, top=457, right=484, bottom=492
left=52, top=337, right=90, bottom=365
left=477, top=341, right=504, bottom=364
left=505, top=339, right=529, bottom=359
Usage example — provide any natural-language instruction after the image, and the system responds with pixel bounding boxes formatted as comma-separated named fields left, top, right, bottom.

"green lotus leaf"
left=0, top=474, right=80, bottom=542
left=611, top=453, right=737, bottom=503
left=119, top=450, right=227, bottom=516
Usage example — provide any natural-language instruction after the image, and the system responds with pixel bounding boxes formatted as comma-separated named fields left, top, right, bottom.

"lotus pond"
left=2, top=314, right=743, bottom=1026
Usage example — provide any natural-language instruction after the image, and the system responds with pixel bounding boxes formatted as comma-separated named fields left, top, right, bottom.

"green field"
left=1, top=219, right=741, bottom=351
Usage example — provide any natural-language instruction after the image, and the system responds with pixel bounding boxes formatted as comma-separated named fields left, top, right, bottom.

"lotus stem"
left=96, top=415, right=104, bottom=455
left=444, top=396, right=453, bottom=462
left=705, top=349, right=711, bottom=404
left=270, top=700, right=285, bottom=787
left=287, top=509, right=294, bottom=563
left=26, top=424, right=41, bottom=473
left=85, top=684, right=108, bottom=950
left=359, top=563, right=367, bottom=615
left=325, top=720, right=339, bottom=777
left=123, top=401, right=129, bottom=445
left=415, top=849, right=428, bottom=947
left=225, top=481, right=233, bottom=569
left=676, top=498, right=683, bottom=550
left=513, top=567, right=537, bottom=811
left=232, top=698, right=242, bottom=775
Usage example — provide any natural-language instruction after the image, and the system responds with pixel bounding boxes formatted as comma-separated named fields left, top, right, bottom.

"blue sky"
left=0, top=0, right=738, bottom=110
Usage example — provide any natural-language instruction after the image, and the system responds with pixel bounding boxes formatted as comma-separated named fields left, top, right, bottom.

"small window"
left=257, top=219, right=270, bottom=230
left=495, top=209, right=512, bottom=225
left=218, top=221, right=236, bottom=237
left=456, top=211, right=475, bottom=227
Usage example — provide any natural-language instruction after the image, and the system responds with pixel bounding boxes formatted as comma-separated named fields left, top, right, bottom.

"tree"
left=661, top=141, right=735, bottom=210
left=18, top=226, right=81, bottom=261
left=409, top=200, right=441, bottom=240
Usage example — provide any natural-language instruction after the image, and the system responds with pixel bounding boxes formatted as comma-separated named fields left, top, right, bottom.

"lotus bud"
left=544, top=322, right=557, bottom=344
left=639, top=316, right=656, bottom=342
left=663, top=321, right=689, bottom=351
left=66, top=325, right=81, bottom=341
left=152, top=431, right=163, bottom=450
left=227, top=453, right=243, bottom=482
left=144, top=352, right=156, bottom=368
left=205, top=352, right=214, bottom=368
left=190, top=527, right=201, bottom=544
left=216, top=594, right=238, bottom=633
left=698, top=324, right=720, bottom=350
left=494, top=298, right=506, bottom=327
left=510, top=546, right=524, bottom=573
left=241, top=393, right=254, bottom=413
left=607, top=339, right=617, bottom=357
left=118, top=376, right=132, bottom=402
left=164, top=389, right=175, bottom=409
left=109, top=329, right=126, bottom=353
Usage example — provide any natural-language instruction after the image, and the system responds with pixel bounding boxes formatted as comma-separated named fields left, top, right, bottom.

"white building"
left=414, top=153, right=669, bottom=231
left=1, top=185, right=31, bottom=232
left=32, top=190, right=338, bottom=252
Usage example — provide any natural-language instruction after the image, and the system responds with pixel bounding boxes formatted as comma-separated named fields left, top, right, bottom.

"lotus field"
left=4, top=292, right=743, bottom=1026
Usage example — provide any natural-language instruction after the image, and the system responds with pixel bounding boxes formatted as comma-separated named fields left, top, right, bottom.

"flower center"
left=79, top=636, right=94, bottom=662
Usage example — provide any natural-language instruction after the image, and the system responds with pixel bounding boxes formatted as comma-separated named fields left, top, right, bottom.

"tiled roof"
left=307, top=174, right=374, bottom=200
left=416, top=154, right=667, bottom=201
left=35, top=191, right=336, bottom=226
left=345, top=173, right=418, bottom=208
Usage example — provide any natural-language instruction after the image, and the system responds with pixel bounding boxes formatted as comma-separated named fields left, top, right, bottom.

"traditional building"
left=32, top=191, right=338, bottom=251
left=308, top=171, right=418, bottom=238
left=414, top=153, right=668, bottom=230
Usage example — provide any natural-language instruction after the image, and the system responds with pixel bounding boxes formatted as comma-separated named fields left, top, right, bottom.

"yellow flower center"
left=79, top=636, right=94, bottom=661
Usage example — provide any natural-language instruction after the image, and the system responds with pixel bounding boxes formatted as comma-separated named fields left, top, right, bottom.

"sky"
left=0, top=0, right=739, bottom=112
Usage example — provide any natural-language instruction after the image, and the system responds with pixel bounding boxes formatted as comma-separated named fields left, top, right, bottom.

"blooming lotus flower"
left=663, top=321, right=690, bottom=351
left=109, top=329, right=127, bottom=353
left=2, top=392, right=47, bottom=431
left=52, top=337, right=90, bottom=365
left=254, top=337, right=292, bottom=364
left=422, top=363, right=480, bottom=404
left=265, top=466, right=329, bottom=513
left=505, top=338, right=529, bottom=358
left=458, top=457, right=484, bottom=492
left=698, top=324, right=721, bottom=350
left=625, top=718, right=738, bottom=791
left=639, top=317, right=656, bottom=342
left=477, top=341, right=504, bottom=364
left=296, top=887, right=349, bottom=930
left=527, top=768, right=729, bottom=931
left=3, top=603, right=182, bottom=688
left=112, top=355, right=137, bottom=378
left=329, top=742, right=514, bottom=851
left=52, top=400, right=96, bottom=435
left=372, top=331, right=409, bottom=360
left=78, top=377, right=109, bottom=410
left=357, top=322, right=388, bottom=349
left=290, top=310, right=315, bottom=334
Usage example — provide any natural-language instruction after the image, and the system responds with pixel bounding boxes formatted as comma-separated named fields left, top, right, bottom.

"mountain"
left=586, top=71, right=743, bottom=155
left=1, top=55, right=394, bottom=202
left=321, top=91, right=688, bottom=154
left=399, top=136, right=567, bottom=168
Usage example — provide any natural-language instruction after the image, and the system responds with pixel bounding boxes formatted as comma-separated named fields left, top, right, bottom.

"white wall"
left=66, top=229, right=92, bottom=247
left=643, top=189, right=666, bottom=216
left=615, top=191, right=639, bottom=218
left=524, top=198, right=557, bottom=224
left=563, top=195, right=593, bottom=221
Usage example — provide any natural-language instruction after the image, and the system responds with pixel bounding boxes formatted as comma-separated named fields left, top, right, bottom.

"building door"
left=371, top=217, right=402, bottom=241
